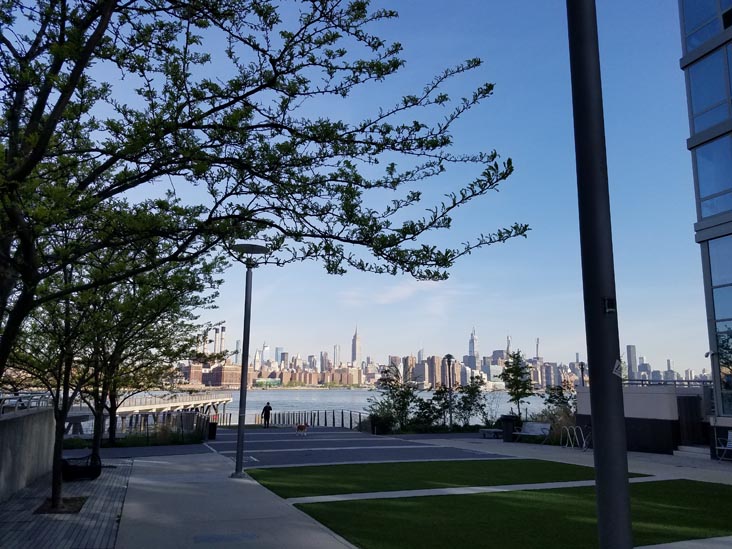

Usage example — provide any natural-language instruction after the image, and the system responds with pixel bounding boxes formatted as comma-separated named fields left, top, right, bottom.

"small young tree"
left=367, top=364, right=419, bottom=432
left=499, top=351, right=534, bottom=418
left=455, top=376, right=487, bottom=426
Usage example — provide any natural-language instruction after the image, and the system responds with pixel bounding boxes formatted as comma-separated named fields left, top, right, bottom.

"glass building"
left=679, top=0, right=732, bottom=417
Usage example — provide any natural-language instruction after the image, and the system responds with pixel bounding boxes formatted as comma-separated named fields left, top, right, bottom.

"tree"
left=8, top=266, right=96, bottom=510
left=367, top=363, right=419, bottom=432
left=79, top=256, right=221, bottom=451
left=9, top=244, right=220, bottom=508
left=455, top=375, right=487, bottom=426
left=499, top=350, right=534, bottom=418
left=0, top=0, right=528, bottom=378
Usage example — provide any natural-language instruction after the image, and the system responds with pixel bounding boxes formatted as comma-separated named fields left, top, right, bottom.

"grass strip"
left=248, top=459, right=611, bottom=498
left=297, top=479, right=732, bottom=549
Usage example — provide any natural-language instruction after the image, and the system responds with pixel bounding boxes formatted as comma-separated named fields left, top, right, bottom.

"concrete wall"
left=0, top=408, right=55, bottom=502
left=576, top=385, right=684, bottom=419
left=576, top=386, right=707, bottom=454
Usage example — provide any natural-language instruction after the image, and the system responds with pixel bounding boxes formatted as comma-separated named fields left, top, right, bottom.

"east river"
left=221, top=388, right=546, bottom=425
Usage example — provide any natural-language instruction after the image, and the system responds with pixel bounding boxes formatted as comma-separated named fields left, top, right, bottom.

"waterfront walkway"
left=2, top=428, right=732, bottom=548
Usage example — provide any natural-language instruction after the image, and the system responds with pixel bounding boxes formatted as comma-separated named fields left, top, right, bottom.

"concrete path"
left=115, top=451, right=355, bottom=549
left=285, top=474, right=671, bottom=505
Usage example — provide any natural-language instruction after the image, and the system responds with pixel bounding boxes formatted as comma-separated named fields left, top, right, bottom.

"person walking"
left=262, top=402, right=272, bottom=428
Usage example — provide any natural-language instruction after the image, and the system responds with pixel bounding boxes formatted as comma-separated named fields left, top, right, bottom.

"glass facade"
left=681, top=0, right=732, bottom=416
left=682, top=0, right=731, bottom=52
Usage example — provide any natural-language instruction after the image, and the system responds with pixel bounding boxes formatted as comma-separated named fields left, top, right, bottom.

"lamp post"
left=444, top=354, right=455, bottom=430
left=566, top=1, right=632, bottom=546
left=231, top=243, right=267, bottom=478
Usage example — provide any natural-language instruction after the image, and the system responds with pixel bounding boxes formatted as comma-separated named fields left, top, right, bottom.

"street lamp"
left=566, top=1, right=632, bottom=546
left=444, top=353, right=455, bottom=430
left=231, top=243, right=267, bottom=478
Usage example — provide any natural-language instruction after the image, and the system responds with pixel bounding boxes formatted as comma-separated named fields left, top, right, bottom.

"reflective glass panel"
left=689, top=50, right=727, bottom=115
left=710, top=236, right=732, bottom=286
left=714, top=285, right=732, bottom=319
left=702, top=193, right=732, bottom=217
left=696, top=135, right=732, bottom=198
left=725, top=0, right=732, bottom=11
left=685, top=0, right=718, bottom=34
left=694, top=102, right=729, bottom=132
left=688, top=18, right=722, bottom=50
left=717, top=330, right=732, bottom=415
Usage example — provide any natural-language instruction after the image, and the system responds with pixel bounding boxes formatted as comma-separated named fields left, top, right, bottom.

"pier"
left=67, top=391, right=232, bottom=435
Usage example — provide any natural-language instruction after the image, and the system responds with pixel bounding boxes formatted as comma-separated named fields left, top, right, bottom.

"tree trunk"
left=91, top=377, right=109, bottom=460
left=107, top=389, right=118, bottom=446
left=51, top=407, right=68, bottom=508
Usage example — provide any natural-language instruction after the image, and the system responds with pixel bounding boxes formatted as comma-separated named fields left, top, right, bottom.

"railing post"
left=341, top=410, right=344, bottom=428
left=332, top=409, right=335, bottom=426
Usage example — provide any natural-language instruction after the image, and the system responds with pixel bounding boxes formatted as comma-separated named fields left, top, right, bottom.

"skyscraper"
left=351, top=326, right=361, bottom=366
left=469, top=328, right=478, bottom=358
left=333, top=344, right=341, bottom=368
left=626, top=345, right=637, bottom=381
left=679, top=2, right=732, bottom=417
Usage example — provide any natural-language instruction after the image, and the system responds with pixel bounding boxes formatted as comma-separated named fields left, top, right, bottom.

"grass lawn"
left=297, top=480, right=732, bottom=549
left=248, top=459, right=609, bottom=498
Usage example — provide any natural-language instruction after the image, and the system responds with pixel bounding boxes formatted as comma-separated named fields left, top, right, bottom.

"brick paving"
left=0, top=460, right=131, bottom=549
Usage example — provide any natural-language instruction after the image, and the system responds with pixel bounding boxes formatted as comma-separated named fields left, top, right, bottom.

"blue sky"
left=204, top=1, right=709, bottom=373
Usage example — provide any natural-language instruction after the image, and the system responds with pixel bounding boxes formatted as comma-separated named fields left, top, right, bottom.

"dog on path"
left=295, top=423, right=309, bottom=436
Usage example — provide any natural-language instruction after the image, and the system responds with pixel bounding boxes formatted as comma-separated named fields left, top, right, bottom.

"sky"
left=202, top=1, right=709, bottom=373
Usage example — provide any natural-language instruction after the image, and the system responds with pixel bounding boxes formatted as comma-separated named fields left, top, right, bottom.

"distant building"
left=351, top=327, right=361, bottom=366
left=626, top=345, right=638, bottom=381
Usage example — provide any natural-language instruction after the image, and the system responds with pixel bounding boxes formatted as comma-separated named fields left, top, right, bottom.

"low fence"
left=108, top=410, right=211, bottom=444
left=253, top=409, right=367, bottom=431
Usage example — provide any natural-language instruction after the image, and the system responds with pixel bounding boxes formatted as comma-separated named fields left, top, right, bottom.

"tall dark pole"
left=232, top=261, right=254, bottom=477
left=566, top=2, right=633, bottom=547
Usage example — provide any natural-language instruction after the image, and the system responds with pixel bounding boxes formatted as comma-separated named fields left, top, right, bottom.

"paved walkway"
left=0, top=460, right=131, bottom=549
left=115, top=452, right=355, bottom=549
left=3, top=429, right=732, bottom=548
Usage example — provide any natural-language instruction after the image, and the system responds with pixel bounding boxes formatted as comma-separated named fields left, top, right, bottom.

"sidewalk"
left=115, top=451, right=355, bottom=549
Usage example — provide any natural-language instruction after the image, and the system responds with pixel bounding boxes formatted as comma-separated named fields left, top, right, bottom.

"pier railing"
left=0, top=392, right=52, bottom=416
left=253, top=409, right=367, bottom=431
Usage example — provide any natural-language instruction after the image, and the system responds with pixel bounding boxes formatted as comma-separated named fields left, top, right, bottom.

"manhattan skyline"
left=202, top=1, right=708, bottom=373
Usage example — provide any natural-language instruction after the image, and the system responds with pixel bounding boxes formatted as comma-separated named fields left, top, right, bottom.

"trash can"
left=208, top=421, right=218, bottom=440
left=500, top=415, right=519, bottom=442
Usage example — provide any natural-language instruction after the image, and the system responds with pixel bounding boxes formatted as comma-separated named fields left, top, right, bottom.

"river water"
left=223, top=388, right=546, bottom=425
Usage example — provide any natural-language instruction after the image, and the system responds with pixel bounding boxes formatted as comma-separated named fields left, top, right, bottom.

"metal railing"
left=117, top=410, right=211, bottom=443
left=0, top=392, right=52, bottom=416
left=622, top=380, right=713, bottom=387
left=561, top=425, right=592, bottom=451
left=254, top=409, right=367, bottom=431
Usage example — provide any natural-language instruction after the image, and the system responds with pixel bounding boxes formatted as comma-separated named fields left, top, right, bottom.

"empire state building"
left=351, top=326, right=362, bottom=367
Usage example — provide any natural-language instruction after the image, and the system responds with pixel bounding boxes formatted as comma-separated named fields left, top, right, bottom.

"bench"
left=479, top=428, right=502, bottom=439
left=61, top=454, right=102, bottom=482
left=514, top=421, right=551, bottom=444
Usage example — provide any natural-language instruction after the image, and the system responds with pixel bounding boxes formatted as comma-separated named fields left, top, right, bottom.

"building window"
left=709, top=235, right=732, bottom=414
left=683, top=0, right=722, bottom=51
left=689, top=49, right=730, bottom=133
left=695, top=134, right=732, bottom=216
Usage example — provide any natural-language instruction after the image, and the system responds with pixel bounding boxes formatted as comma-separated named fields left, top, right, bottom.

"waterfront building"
left=427, top=355, right=443, bottom=387
left=679, top=0, right=732, bottom=422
